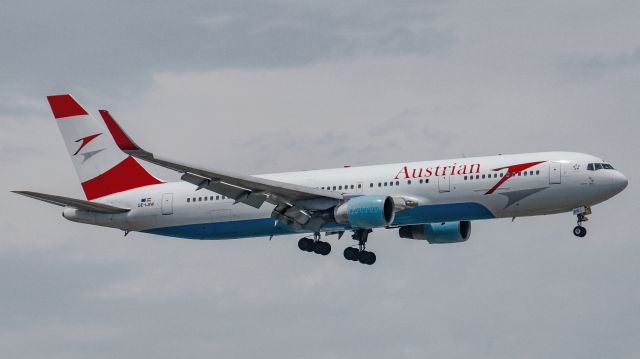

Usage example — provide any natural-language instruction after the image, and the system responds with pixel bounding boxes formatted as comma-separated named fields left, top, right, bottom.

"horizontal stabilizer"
left=12, top=191, right=130, bottom=214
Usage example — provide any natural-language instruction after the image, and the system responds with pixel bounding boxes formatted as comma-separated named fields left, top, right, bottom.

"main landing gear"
left=343, top=229, right=376, bottom=265
left=298, top=232, right=331, bottom=255
left=572, top=206, right=591, bottom=238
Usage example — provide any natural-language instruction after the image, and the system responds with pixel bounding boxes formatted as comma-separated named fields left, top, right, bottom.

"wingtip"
left=98, top=109, right=143, bottom=152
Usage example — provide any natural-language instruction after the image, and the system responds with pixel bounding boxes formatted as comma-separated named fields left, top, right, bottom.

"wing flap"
left=12, top=191, right=130, bottom=214
left=181, top=172, right=267, bottom=209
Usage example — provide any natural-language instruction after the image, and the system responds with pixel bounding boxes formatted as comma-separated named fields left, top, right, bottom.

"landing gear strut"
left=572, top=206, right=591, bottom=238
left=298, top=232, right=331, bottom=255
left=343, top=229, right=376, bottom=265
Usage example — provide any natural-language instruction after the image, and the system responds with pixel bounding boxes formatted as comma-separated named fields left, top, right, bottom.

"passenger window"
left=187, top=198, right=190, bottom=203
left=419, top=179, right=424, bottom=184
left=426, top=179, right=429, bottom=183
left=500, top=173, right=504, bottom=177
left=464, top=176, right=467, bottom=180
left=333, top=186, right=336, bottom=190
left=524, top=171, right=527, bottom=176
left=339, top=186, right=342, bottom=190
left=407, top=180, right=411, bottom=185
left=204, top=196, right=208, bottom=201
left=384, top=182, right=388, bottom=186
left=198, top=197, right=202, bottom=201
left=378, top=183, right=381, bottom=187
left=536, top=170, right=539, bottom=175
left=370, top=183, right=373, bottom=188
left=216, top=195, right=219, bottom=200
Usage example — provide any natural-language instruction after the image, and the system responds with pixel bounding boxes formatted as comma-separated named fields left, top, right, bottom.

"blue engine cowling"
left=334, top=195, right=395, bottom=228
left=398, top=221, right=471, bottom=243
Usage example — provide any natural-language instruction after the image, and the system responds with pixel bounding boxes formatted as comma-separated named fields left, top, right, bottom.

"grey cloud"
left=0, top=0, right=451, bottom=98
left=561, top=47, right=640, bottom=77
left=2, top=1, right=640, bottom=358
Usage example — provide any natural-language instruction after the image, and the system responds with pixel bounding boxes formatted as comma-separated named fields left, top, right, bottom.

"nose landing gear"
left=572, top=206, right=591, bottom=238
left=298, top=232, right=331, bottom=255
left=343, top=229, right=376, bottom=265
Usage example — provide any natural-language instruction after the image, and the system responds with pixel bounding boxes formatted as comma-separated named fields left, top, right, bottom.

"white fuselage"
left=66, top=151, right=627, bottom=239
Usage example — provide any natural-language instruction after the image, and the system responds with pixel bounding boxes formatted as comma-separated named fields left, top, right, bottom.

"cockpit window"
left=587, top=162, right=615, bottom=171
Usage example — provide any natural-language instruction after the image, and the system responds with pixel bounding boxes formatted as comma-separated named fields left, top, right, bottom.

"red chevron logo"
left=73, top=133, right=102, bottom=155
left=485, top=161, right=546, bottom=195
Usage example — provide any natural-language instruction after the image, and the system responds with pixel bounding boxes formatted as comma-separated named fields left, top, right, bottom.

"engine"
left=399, top=221, right=471, bottom=243
left=334, top=195, right=395, bottom=228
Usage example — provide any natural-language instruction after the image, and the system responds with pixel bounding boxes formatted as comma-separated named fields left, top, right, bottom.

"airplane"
left=13, top=94, right=628, bottom=265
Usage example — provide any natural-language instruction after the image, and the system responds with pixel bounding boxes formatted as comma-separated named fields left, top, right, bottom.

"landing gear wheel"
left=313, top=241, right=331, bottom=255
left=572, top=207, right=591, bottom=238
left=358, top=251, right=376, bottom=265
left=344, top=247, right=359, bottom=261
left=345, top=229, right=377, bottom=265
left=298, top=237, right=314, bottom=252
left=573, top=226, right=587, bottom=238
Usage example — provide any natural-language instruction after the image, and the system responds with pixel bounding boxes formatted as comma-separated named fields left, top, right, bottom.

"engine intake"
left=334, top=195, right=395, bottom=228
left=399, top=221, right=471, bottom=243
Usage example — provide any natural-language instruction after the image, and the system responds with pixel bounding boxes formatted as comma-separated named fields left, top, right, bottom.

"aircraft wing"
left=100, top=110, right=343, bottom=228
left=12, top=191, right=130, bottom=214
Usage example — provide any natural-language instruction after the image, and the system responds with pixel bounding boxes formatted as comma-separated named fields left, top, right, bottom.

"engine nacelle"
left=399, top=221, right=471, bottom=243
left=334, top=195, right=395, bottom=228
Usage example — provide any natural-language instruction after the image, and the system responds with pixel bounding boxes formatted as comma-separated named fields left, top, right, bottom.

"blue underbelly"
left=142, top=202, right=495, bottom=240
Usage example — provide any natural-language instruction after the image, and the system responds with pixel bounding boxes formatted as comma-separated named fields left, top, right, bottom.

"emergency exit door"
left=549, top=162, right=562, bottom=184
left=161, top=193, right=173, bottom=215
left=438, top=174, right=451, bottom=192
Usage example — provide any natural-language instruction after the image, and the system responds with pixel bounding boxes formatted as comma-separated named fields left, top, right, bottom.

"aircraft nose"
left=611, top=171, right=628, bottom=194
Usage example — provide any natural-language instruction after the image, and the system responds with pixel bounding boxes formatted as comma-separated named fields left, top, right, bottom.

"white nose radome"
left=611, top=171, right=628, bottom=194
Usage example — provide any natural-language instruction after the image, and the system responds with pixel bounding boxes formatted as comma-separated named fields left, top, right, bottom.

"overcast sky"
left=1, top=1, right=639, bottom=358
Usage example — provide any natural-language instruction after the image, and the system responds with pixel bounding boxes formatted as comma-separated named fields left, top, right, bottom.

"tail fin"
left=47, top=94, right=163, bottom=200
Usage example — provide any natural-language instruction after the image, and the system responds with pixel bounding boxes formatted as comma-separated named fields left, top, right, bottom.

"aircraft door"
left=161, top=193, right=173, bottom=215
left=438, top=174, right=451, bottom=192
left=549, top=162, right=562, bottom=184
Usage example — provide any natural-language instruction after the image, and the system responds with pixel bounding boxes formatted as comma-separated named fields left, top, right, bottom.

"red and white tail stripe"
left=47, top=94, right=163, bottom=200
